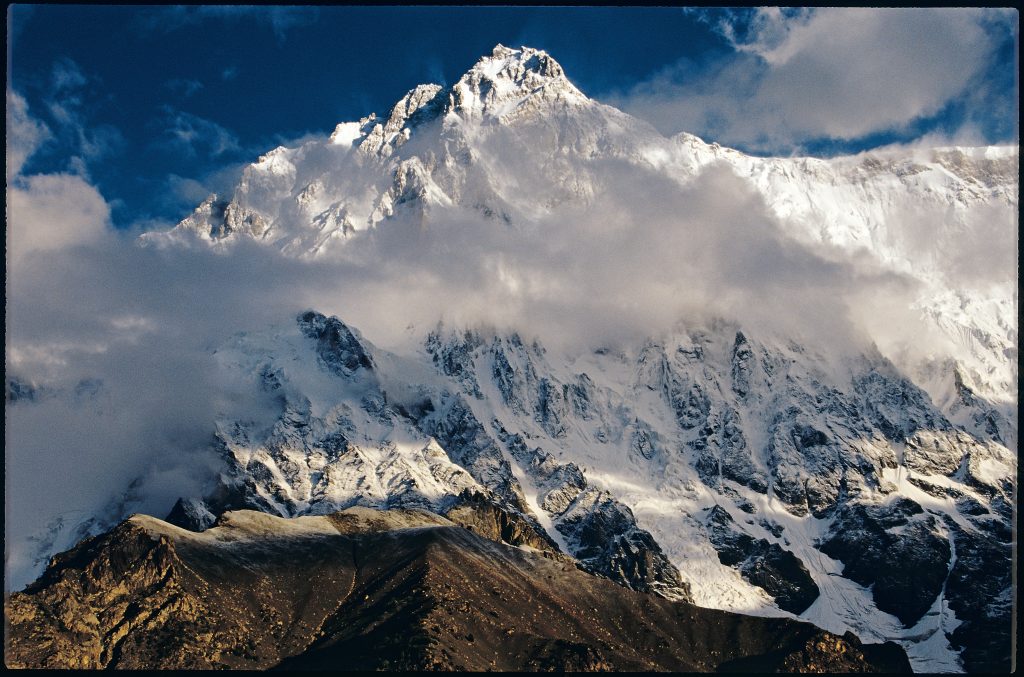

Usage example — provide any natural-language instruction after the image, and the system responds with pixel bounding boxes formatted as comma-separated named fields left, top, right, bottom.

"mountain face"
left=5, top=507, right=912, bottom=671
left=146, top=308, right=1011, bottom=673
left=11, top=45, right=1017, bottom=673
left=141, top=44, right=1017, bottom=431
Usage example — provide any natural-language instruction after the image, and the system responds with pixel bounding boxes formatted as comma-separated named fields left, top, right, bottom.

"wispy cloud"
left=165, top=78, right=204, bottom=98
left=39, top=58, right=126, bottom=174
left=155, top=106, right=241, bottom=159
left=137, top=6, right=319, bottom=43
left=166, top=173, right=212, bottom=205
left=6, top=90, right=53, bottom=180
left=51, top=57, right=88, bottom=92
left=610, top=8, right=1018, bottom=152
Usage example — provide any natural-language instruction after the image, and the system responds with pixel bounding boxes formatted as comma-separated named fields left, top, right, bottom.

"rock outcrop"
left=5, top=509, right=912, bottom=672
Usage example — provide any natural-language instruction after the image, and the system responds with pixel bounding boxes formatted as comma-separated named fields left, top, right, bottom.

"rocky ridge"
left=5, top=507, right=912, bottom=672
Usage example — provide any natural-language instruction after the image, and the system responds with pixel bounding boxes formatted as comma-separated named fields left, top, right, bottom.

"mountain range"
left=7, top=45, right=1017, bottom=672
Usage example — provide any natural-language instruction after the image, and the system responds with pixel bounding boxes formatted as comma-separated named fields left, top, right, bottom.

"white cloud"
left=6, top=90, right=52, bottom=180
left=254, top=157, right=916, bottom=360
left=5, top=198, right=307, bottom=590
left=613, top=8, right=1017, bottom=150
left=6, top=173, right=111, bottom=260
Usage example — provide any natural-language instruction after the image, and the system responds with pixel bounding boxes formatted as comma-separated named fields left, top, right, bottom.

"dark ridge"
left=6, top=508, right=912, bottom=672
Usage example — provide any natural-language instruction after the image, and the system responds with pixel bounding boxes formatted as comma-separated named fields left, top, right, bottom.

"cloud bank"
left=610, top=8, right=1018, bottom=151
left=4, top=154, right=905, bottom=593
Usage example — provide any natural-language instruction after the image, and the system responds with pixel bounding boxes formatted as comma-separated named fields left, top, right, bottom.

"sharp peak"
left=469, top=43, right=566, bottom=78
left=488, top=43, right=547, bottom=60
left=442, top=43, right=583, bottom=117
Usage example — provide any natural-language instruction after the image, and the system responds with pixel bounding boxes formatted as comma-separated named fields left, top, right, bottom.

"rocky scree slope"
left=5, top=507, right=912, bottom=672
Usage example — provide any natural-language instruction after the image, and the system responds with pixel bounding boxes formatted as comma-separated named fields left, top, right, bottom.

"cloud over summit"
left=612, top=8, right=1018, bottom=152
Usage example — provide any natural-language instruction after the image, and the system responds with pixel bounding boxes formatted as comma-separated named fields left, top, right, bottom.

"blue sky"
left=7, top=6, right=1019, bottom=230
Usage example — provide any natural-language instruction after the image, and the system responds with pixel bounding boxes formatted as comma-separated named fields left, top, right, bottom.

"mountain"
left=141, top=44, right=1017, bottom=430
left=11, top=45, right=1017, bottom=673
left=163, top=308, right=1012, bottom=673
left=5, top=507, right=911, bottom=671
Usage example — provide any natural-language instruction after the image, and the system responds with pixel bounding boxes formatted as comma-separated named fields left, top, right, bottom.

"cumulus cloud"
left=611, top=8, right=1018, bottom=151
left=5, top=99, right=249, bottom=588
left=298, top=160, right=920, bottom=361
left=5, top=205, right=326, bottom=589
left=6, top=173, right=112, bottom=260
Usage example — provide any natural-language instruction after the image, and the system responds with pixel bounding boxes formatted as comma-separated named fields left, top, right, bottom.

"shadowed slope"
left=5, top=508, right=910, bottom=671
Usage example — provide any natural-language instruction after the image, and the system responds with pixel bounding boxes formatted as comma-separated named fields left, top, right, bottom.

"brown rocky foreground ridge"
left=5, top=506, right=911, bottom=671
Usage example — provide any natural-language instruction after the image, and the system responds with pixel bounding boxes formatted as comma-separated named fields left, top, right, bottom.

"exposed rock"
left=731, top=331, right=753, bottom=398
left=558, top=489, right=691, bottom=600
left=819, top=498, right=950, bottom=627
left=442, top=489, right=559, bottom=553
left=297, top=310, right=374, bottom=377
left=425, top=327, right=485, bottom=398
left=6, top=509, right=911, bottom=672
left=705, top=506, right=819, bottom=614
left=425, top=396, right=530, bottom=513
left=165, top=497, right=216, bottom=532
left=944, top=522, right=1014, bottom=673
left=7, top=378, right=38, bottom=403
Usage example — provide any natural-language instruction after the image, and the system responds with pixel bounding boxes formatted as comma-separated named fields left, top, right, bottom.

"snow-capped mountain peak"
left=119, top=49, right=1018, bottom=669
left=141, top=44, right=1016, bottom=427
left=328, top=44, right=583, bottom=158
left=447, top=44, right=586, bottom=121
